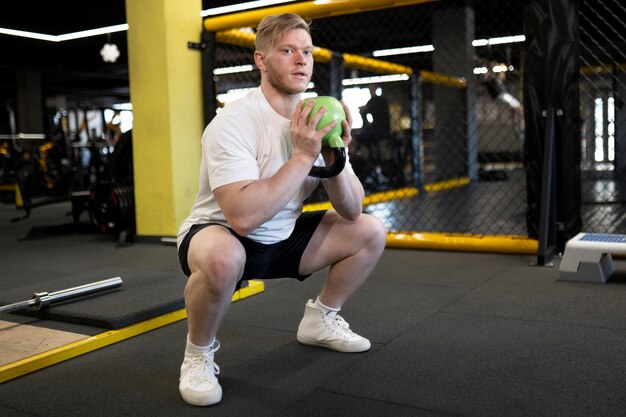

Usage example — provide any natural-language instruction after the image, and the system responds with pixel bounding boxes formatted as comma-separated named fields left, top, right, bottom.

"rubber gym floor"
left=2, top=200, right=626, bottom=417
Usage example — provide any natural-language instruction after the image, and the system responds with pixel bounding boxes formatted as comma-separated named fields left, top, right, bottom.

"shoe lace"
left=186, top=340, right=221, bottom=384
left=327, top=312, right=356, bottom=337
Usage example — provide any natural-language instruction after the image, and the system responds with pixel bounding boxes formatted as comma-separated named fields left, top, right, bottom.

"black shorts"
left=178, top=210, right=327, bottom=288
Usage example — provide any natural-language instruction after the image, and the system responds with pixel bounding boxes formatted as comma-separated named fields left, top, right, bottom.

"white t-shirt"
left=177, top=87, right=352, bottom=246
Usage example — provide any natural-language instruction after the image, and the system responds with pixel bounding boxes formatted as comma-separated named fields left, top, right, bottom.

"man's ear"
left=254, top=51, right=266, bottom=72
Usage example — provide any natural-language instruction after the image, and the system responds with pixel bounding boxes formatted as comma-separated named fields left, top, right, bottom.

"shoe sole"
left=179, top=386, right=222, bottom=407
left=297, top=334, right=371, bottom=353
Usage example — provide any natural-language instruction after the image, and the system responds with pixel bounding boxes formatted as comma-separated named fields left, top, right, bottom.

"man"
left=176, top=12, right=386, bottom=407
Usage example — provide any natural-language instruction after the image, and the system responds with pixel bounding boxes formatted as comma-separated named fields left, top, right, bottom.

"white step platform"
left=558, top=233, right=626, bottom=283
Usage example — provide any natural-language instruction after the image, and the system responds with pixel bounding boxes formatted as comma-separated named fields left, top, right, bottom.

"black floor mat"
left=0, top=266, right=185, bottom=329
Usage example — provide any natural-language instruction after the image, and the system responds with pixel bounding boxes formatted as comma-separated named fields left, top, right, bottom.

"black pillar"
left=524, top=0, right=582, bottom=251
left=16, top=69, right=44, bottom=134
left=328, top=52, right=344, bottom=100
left=410, top=73, right=423, bottom=190
left=432, top=2, right=478, bottom=182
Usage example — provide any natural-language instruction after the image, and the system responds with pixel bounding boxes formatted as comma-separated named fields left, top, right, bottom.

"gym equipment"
left=303, top=96, right=347, bottom=178
left=559, top=233, right=626, bottom=283
left=0, top=277, right=123, bottom=313
left=90, top=182, right=135, bottom=239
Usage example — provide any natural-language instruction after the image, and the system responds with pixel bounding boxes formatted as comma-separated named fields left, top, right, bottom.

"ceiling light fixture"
left=0, top=27, right=57, bottom=41
left=100, top=34, right=121, bottom=63
left=472, top=35, right=526, bottom=47
left=342, top=74, right=410, bottom=86
left=373, top=35, right=526, bottom=57
left=0, top=23, right=129, bottom=42
left=373, top=45, right=434, bottom=57
left=58, top=24, right=129, bottom=42
left=200, top=0, right=296, bottom=17
left=214, top=64, right=254, bottom=75
left=0, top=0, right=296, bottom=42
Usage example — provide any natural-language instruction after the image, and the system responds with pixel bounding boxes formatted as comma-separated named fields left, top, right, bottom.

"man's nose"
left=294, top=51, right=307, bottom=64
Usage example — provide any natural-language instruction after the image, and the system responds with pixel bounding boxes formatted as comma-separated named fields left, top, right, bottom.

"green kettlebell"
left=302, top=96, right=347, bottom=178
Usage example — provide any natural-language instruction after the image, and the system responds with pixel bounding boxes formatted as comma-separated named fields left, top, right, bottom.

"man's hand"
left=291, top=99, right=337, bottom=164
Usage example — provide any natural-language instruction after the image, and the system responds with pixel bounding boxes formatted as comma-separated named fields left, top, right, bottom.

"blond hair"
left=255, top=13, right=311, bottom=52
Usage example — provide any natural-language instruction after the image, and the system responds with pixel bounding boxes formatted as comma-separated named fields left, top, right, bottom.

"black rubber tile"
left=224, top=268, right=468, bottom=345
left=442, top=261, right=626, bottom=329
left=377, top=248, right=531, bottom=288
left=322, top=312, right=626, bottom=417
left=274, top=390, right=452, bottom=417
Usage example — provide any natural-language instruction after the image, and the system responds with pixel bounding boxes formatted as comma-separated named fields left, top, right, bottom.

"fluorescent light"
left=473, top=64, right=515, bottom=75
left=373, top=45, right=434, bottom=57
left=201, top=0, right=296, bottom=17
left=0, top=23, right=128, bottom=42
left=57, top=24, right=128, bottom=41
left=474, top=67, right=488, bottom=75
left=342, top=74, right=409, bottom=86
left=112, top=103, right=133, bottom=111
left=492, top=64, right=508, bottom=73
left=0, top=0, right=297, bottom=41
left=0, top=27, right=57, bottom=42
left=214, top=64, right=254, bottom=75
left=373, top=35, right=525, bottom=58
left=472, top=35, right=525, bottom=47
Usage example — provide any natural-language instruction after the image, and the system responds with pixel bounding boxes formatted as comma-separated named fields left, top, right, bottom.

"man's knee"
left=193, top=243, right=246, bottom=291
left=359, top=214, right=387, bottom=248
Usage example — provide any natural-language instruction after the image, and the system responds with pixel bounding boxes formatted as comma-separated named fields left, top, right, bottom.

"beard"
left=265, top=60, right=312, bottom=95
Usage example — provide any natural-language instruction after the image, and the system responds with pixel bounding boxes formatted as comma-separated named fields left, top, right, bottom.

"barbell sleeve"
left=0, top=277, right=123, bottom=313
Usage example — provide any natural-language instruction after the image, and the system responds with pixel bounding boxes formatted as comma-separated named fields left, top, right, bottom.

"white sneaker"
left=179, top=340, right=222, bottom=406
left=297, top=299, right=371, bottom=353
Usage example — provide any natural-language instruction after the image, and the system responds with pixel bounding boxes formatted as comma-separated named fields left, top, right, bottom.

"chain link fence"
left=579, top=0, right=626, bottom=233
left=205, top=0, right=625, bottom=243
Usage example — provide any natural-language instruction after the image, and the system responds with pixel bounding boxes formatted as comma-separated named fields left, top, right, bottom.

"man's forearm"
left=323, top=170, right=364, bottom=220
left=216, top=154, right=315, bottom=236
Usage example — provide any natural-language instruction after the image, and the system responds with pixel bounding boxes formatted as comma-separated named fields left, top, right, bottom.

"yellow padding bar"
left=424, top=177, right=470, bottom=191
left=387, top=232, right=538, bottom=254
left=420, top=70, right=467, bottom=88
left=343, top=53, right=413, bottom=75
left=304, top=187, right=418, bottom=212
left=215, top=29, right=255, bottom=48
left=0, top=280, right=264, bottom=383
left=205, top=0, right=440, bottom=33
left=303, top=178, right=469, bottom=211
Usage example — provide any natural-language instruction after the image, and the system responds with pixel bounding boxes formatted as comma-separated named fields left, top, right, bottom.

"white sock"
left=315, top=296, right=340, bottom=315
left=186, top=335, right=215, bottom=353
